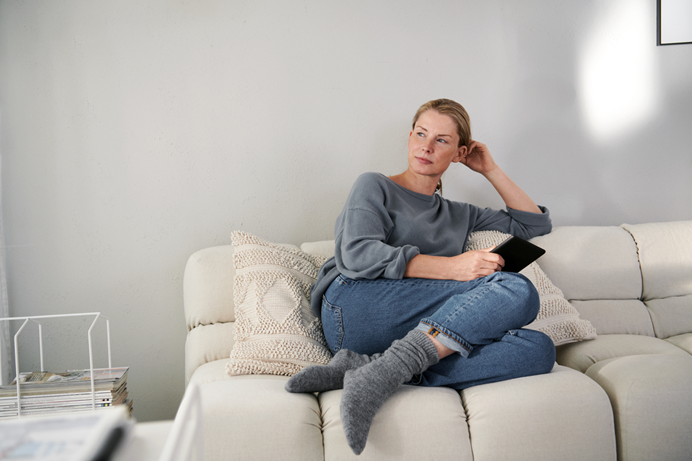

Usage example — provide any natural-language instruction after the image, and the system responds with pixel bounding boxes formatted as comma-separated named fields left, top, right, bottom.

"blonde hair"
left=412, top=99, right=472, bottom=149
left=412, top=99, right=472, bottom=194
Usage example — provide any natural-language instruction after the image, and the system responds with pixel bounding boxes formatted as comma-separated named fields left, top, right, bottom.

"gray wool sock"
left=340, top=330, right=440, bottom=455
left=285, top=349, right=382, bottom=394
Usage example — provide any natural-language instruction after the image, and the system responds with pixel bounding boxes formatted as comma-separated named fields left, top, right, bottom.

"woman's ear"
left=455, top=145, right=468, bottom=162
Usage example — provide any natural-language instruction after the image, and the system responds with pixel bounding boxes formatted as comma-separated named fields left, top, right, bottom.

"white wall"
left=0, top=0, right=690, bottom=421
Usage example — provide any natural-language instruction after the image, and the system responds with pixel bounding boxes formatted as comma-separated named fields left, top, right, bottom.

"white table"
left=114, top=383, right=202, bottom=461
left=113, top=420, right=174, bottom=461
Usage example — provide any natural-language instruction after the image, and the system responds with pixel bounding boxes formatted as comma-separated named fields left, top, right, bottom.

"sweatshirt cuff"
left=507, top=205, right=551, bottom=225
left=383, top=245, right=420, bottom=279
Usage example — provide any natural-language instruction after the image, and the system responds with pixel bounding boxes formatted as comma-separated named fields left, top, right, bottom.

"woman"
left=286, top=99, right=555, bottom=455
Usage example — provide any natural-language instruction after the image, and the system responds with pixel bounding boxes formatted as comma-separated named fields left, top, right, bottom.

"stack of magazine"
left=0, top=367, right=132, bottom=419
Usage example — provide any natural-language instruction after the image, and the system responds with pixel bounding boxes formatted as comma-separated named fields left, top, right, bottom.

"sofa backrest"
left=183, top=221, right=692, bottom=382
left=530, top=226, right=654, bottom=337
left=532, top=222, right=692, bottom=339
left=183, top=242, right=304, bottom=383
left=622, top=221, right=692, bottom=339
left=529, top=226, right=642, bottom=300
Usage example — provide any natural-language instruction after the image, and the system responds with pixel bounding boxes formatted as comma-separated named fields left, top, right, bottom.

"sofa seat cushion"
left=585, top=354, right=692, bottom=461
left=461, top=364, right=615, bottom=461
left=666, top=332, right=692, bottom=354
left=556, top=334, right=688, bottom=373
left=197, top=374, right=324, bottom=461
left=318, top=385, right=473, bottom=461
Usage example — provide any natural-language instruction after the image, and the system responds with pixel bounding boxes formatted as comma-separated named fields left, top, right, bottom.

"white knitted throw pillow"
left=226, top=231, right=332, bottom=376
left=466, top=230, right=597, bottom=346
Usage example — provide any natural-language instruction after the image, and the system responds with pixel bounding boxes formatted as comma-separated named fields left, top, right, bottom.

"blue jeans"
left=321, top=272, right=556, bottom=390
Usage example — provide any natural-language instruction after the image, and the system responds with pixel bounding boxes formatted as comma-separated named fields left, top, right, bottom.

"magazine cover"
left=0, top=368, right=128, bottom=397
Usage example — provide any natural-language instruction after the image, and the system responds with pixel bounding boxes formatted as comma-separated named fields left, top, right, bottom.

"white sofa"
left=184, top=221, right=692, bottom=461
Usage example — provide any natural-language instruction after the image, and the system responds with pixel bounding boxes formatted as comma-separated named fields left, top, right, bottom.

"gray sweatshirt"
left=310, top=172, right=552, bottom=317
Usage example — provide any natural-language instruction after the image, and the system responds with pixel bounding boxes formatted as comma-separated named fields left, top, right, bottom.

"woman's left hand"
left=459, top=140, right=497, bottom=176
left=460, top=140, right=543, bottom=214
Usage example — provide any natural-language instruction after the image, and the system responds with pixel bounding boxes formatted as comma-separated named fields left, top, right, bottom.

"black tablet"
left=490, top=236, right=546, bottom=273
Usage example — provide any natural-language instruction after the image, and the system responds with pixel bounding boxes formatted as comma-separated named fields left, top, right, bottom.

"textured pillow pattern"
left=227, top=231, right=332, bottom=376
left=466, top=231, right=597, bottom=346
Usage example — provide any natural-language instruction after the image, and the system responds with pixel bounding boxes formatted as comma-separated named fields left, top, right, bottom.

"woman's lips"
left=415, top=156, right=433, bottom=165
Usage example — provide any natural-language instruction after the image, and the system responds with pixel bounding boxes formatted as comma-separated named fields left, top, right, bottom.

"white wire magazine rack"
left=0, top=312, right=113, bottom=418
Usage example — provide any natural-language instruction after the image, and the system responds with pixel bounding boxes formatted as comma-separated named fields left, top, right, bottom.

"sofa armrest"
left=185, top=322, right=236, bottom=384
left=184, top=245, right=236, bottom=329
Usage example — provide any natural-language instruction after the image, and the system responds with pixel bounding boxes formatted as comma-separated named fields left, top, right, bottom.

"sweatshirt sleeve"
left=472, top=205, right=552, bottom=240
left=333, top=174, right=420, bottom=280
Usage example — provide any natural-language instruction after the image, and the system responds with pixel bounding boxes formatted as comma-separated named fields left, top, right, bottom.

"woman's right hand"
left=447, top=248, right=504, bottom=281
left=404, top=248, right=504, bottom=281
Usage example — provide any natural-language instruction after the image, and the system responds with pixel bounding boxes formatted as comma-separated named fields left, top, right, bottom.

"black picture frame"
left=658, top=0, right=692, bottom=45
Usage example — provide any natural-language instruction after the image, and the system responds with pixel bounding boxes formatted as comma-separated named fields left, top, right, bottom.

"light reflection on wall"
left=578, top=0, right=659, bottom=144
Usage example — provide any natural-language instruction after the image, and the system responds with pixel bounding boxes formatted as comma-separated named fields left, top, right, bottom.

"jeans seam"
left=337, top=275, right=466, bottom=290
left=322, top=296, right=344, bottom=353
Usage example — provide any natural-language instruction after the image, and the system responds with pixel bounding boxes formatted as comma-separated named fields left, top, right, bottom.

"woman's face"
left=407, top=110, right=466, bottom=179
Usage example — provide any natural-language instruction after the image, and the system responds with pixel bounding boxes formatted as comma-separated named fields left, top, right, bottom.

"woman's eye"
left=417, top=132, right=425, bottom=137
left=437, top=138, right=447, bottom=143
